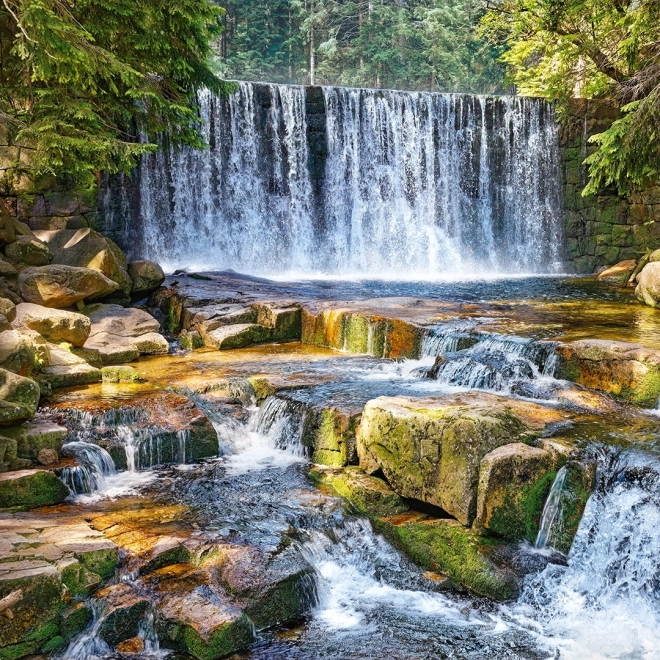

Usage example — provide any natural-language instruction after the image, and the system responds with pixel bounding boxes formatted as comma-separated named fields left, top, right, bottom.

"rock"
left=475, top=443, right=557, bottom=541
left=39, top=525, right=118, bottom=578
left=38, top=343, right=102, bottom=389
left=101, top=366, right=140, bottom=383
left=184, top=304, right=256, bottom=339
left=635, top=262, right=660, bottom=308
left=0, top=560, right=62, bottom=647
left=152, top=566, right=255, bottom=660
left=83, top=304, right=169, bottom=364
left=253, top=302, right=301, bottom=341
left=596, top=259, right=636, bottom=283
left=0, top=368, right=40, bottom=425
left=37, top=448, right=59, bottom=465
left=14, top=303, right=91, bottom=346
left=204, top=323, right=271, bottom=350
left=96, top=583, right=150, bottom=647
left=0, top=434, right=30, bottom=471
left=310, top=466, right=409, bottom=517
left=0, top=330, right=37, bottom=376
left=0, top=256, right=17, bottom=277
left=179, top=329, right=203, bottom=350
left=128, top=260, right=165, bottom=299
left=2, top=420, right=67, bottom=461
left=0, top=315, right=9, bottom=333
left=61, top=602, right=94, bottom=640
left=555, top=339, right=660, bottom=406
left=116, top=637, right=145, bottom=654
left=356, top=393, right=565, bottom=526
left=0, top=298, right=16, bottom=323
left=648, top=249, right=660, bottom=263
left=50, top=390, right=218, bottom=467
left=35, top=228, right=132, bottom=296
left=374, top=514, right=516, bottom=600
left=18, top=265, right=119, bottom=308
left=0, top=469, right=69, bottom=508
left=3, top=235, right=53, bottom=266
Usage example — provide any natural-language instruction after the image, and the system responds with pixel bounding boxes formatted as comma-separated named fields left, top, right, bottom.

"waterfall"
left=58, top=442, right=117, bottom=495
left=122, top=82, right=564, bottom=278
left=535, top=464, right=569, bottom=550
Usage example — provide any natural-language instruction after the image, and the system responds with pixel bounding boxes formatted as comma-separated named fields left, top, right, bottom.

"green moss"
left=312, top=467, right=409, bottom=518
left=76, top=546, right=119, bottom=579
left=487, top=470, right=557, bottom=542
left=101, top=366, right=140, bottom=383
left=40, top=635, right=66, bottom=653
left=247, top=377, right=276, bottom=403
left=0, top=470, right=69, bottom=509
left=61, top=603, right=94, bottom=640
left=618, top=367, right=660, bottom=407
left=374, top=517, right=514, bottom=601
left=174, top=614, right=255, bottom=660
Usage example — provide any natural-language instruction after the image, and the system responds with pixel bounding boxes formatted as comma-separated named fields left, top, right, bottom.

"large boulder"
left=356, top=393, right=564, bottom=526
left=82, top=304, right=168, bottom=364
left=0, top=368, right=40, bottom=425
left=35, top=228, right=132, bottom=296
left=4, top=234, right=53, bottom=267
left=635, top=262, right=660, bottom=308
left=14, top=303, right=91, bottom=346
left=128, top=260, right=165, bottom=299
left=39, top=342, right=102, bottom=389
left=18, top=265, right=119, bottom=308
left=555, top=339, right=660, bottom=406
left=475, top=443, right=557, bottom=541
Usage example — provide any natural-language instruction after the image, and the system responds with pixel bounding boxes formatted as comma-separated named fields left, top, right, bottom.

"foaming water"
left=506, top=450, right=660, bottom=659
left=219, top=396, right=308, bottom=474
left=121, top=83, right=563, bottom=277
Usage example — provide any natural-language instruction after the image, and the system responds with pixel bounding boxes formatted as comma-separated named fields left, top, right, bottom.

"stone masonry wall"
left=0, top=123, right=99, bottom=231
left=561, top=99, right=660, bottom=273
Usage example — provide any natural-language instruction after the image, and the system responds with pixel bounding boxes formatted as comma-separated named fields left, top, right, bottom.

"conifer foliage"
left=0, top=0, right=232, bottom=184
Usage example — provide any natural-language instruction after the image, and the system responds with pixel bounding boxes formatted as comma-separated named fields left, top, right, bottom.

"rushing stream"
left=58, top=313, right=660, bottom=659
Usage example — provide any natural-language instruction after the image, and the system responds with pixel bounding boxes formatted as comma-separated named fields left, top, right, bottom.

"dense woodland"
left=0, top=0, right=658, bottom=193
left=215, top=0, right=505, bottom=93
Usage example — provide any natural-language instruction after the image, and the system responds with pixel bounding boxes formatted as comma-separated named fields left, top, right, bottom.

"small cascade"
left=137, top=606, right=159, bottom=652
left=54, top=407, right=194, bottom=472
left=63, top=603, right=111, bottom=660
left=250, top=396, right=309, bottom=457
left=177, top=429, right=189, bottom=465
left=427, top=332, right=559, bottom=393
left=535, top=464, right=569, bottom=550
left=122, top=82, right=564, bottom=277
left=513, top=450, right=660, bottom=658
left=58, top=442, right=117, bottom=495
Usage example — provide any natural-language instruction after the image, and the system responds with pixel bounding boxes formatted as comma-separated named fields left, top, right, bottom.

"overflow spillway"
left=106, top=82, right=564, bottom=278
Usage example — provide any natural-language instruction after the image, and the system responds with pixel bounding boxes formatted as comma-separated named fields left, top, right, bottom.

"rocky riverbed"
left=2, top=228, right=660, bottom=659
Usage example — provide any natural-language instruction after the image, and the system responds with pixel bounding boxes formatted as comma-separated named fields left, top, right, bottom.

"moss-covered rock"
left=555, top=339, right=660, bottom=407
left=179, top=329, right=204, bottom=350
left=476, top=443, right=559, bottom=542
left=310, top=466, right=409, bottom=517
left=310, top=407, right=360, bottom=467
left=253, top=302, right=301, bottom=341
left=0, top=469, right=68, bottom=508
left=374, top=514, right=515, bottom=601
left=356, top=393, right=563, bottom=525
left=204, top=323, right=271, bottom=350
left=2, top=420, right=67, bottom=462
left=60, top=603, right=94, bottom=641
left=101, top=366, right=140, bottom=383
left=97, top=583, right=150, bottom=646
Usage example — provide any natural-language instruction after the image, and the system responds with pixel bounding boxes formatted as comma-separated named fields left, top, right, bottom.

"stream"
left=52, top=276, right=660, bottom=660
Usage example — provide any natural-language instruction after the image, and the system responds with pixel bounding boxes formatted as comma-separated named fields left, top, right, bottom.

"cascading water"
left=535, top=464, right=569, bottom=550
left=510, top=450, right=660, bottom=659
left=121, top=82, right=563, bottom=277
left=58, top=441, right=117, bottom=495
